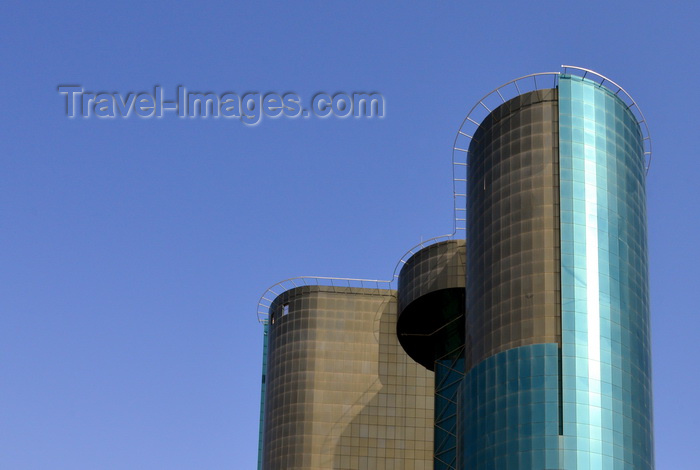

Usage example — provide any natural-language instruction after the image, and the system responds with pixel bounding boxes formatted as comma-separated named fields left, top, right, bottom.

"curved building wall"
left=397, top=239, right=466, bottom=368
left=262, top=286, right=434, bottom=470
left=466, top=88, right=562, bottom=370
left=396, top=240, right=466, bottom=470
left=558, top=74, right=653, bottom=469
left=397, top=239, right=466, bottom=313
left=463, top=88, right=563, bottom=469
left=461, top=77, right=654, bottom=469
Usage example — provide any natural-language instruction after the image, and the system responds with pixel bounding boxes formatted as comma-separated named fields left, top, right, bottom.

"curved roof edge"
left=256, top=235, right=462, bottom=324
left=256, top=66, right=652, bottom=325
left=561, top=65, right=652, bottom=172
left=452, top=66, right=652, bottom=236
left=256, top=276, right=393, bottom=324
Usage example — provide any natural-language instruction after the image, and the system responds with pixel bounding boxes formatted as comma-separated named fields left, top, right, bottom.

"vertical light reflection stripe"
left=584, top=148, right=603, bottom=464
left=558, top=74, right=653, bottom=468
left=584, top=156, right=601, bottom=384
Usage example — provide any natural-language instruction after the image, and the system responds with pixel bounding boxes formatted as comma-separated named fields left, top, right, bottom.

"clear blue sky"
left=1, top=1, right=698, bottom=468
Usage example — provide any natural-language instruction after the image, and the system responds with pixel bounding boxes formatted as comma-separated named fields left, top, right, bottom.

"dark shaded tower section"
left=466, top=88, right=561, bottom=370
left=397, top=239, right=466, bottom=367
left=396, top=239, right=466, bottom=470
left=258, top=69, right=655, bottom=470
left=262, top=286, right=433, bottom=470
left=461, top=89, right=563, bottom=469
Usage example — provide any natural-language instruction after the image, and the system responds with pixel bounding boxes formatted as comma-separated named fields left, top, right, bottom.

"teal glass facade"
left=464, top=87, right=563, bottom=469
left=257, top=324, right=269, bottom=470
left=558, top=74, right=653, bottom=469
left=459, top=73, right=653, bottom=469
left=461, top=344, right=560, bottom=469
left=258, top=68, right=654, bottom=470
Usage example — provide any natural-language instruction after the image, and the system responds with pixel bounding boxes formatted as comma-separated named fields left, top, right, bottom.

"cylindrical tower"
left=396, top=239, right=466, bottom=470
left=461, top=71, right=654, bottom=469
left=256, top=66, right=654, bottom=470
left=261, top=285, right=434, bottom=470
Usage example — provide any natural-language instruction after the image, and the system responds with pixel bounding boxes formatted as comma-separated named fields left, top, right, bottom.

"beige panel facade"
left=263, top=286, right=434, bottom=470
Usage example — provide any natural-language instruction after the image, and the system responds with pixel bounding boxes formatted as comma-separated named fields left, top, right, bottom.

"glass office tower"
left=257, top=67, right=654, bottom=470
left=460, top=71, right=653, bottom=469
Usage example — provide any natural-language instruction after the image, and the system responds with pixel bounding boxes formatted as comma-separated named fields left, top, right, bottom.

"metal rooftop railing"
left=257, top=65, right=652, bottom=325
left=561, top=65, right=652, bottom=173
left=257, top=276, right=393, bottom=323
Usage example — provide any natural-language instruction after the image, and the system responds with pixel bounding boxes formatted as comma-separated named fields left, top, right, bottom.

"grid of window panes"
left=397, top=240, right=466, bottom=313
left=465, top=89, right=562, bottom=371
left=262, top=287, right=434, bottom=470
left=396, top=240, right=467, bottom=470
left=558, top=75, right=654, bottom=469
left=396, top=239, right=466, bottom=370
left=461, top=344, right=561, bottom=469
